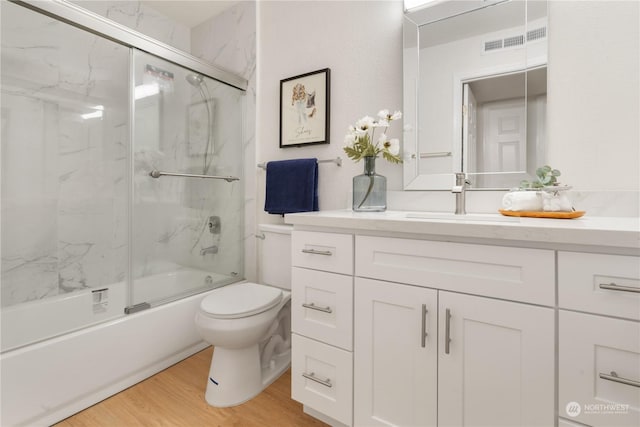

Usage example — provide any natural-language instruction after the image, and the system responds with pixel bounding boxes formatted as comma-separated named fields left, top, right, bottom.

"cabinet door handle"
left=302, top=302, right=333, bottom=314
left=301, top=248, right=333, bottom=256
left=599, top=282, right=640, bottom=294
left=302, top=372, right=332, bottom=388
left=599, top=371, right=640, bottom=388
left=444, top=308, right=452, bottom=355
left=421, top=304, right=428, bottom=348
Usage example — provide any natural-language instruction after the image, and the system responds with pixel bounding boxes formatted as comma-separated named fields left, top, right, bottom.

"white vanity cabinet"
left=353, top=236, right=555, bottom=427
left=558, top=251, right=640, bottom=427
left=287, top=212, right=639, bottom=427
left=290, top=231, right=354, bottom=427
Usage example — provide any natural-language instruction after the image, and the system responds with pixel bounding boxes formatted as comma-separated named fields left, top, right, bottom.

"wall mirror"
left=403, top=0, right=548, bottom=190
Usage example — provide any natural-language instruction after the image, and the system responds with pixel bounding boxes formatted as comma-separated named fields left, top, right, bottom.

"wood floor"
left=55, top=346, right=327, bottom=427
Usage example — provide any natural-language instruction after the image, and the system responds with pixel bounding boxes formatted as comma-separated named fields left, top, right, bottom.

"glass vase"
left=352, top=156, right=387, bottom=212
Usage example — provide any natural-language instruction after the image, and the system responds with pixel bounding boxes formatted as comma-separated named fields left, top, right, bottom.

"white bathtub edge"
left=1, top=290, right=213, bottom=426
left=36, top=341, right=209, bottom=427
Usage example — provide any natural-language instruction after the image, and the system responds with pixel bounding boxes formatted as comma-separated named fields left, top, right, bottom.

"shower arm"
left=149, top=170, right=239, bottom=182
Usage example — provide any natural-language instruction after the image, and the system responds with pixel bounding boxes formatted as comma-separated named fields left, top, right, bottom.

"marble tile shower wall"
left=1, top=1, right=249, bottom=308
left=192, top=1, right=257, bottom=282
left=1, top=2, right=130, bottom=306
left=70, top=0, right=191, bottom=52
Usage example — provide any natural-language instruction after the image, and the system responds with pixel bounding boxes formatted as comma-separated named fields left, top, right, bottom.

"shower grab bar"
left=149, top=170, right=239, bottom=182
left=257, top=157, right=342, bottom=170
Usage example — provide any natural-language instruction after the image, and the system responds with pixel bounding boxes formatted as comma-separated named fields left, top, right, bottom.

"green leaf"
left=382, top=151, right=402, bottom=164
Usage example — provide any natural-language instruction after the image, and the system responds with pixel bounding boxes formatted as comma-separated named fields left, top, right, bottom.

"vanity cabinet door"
left=438, top=291, right=554, bottom=427
left=354, top=278, right=438, bottom=427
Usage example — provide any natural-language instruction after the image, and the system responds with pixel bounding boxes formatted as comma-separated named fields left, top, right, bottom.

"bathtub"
left=0, top=268, right=237, bottom=426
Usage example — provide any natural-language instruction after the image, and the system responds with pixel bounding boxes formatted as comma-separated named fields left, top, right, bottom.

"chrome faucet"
left=200, top=245, right=218, bottom=255
left=452, top=172, right=471, bottom=215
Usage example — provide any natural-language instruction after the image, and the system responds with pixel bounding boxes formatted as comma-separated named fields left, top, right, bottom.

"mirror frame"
left=403, top=0, right=547, bottom=191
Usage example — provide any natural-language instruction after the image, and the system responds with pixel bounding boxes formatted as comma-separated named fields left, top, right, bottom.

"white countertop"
left=285, top=210, right=640, bottom=251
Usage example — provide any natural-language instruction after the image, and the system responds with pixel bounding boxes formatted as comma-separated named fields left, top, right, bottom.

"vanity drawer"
left=292, top=231, right=353, bottom=275
left=355, top=236, right=555, bottom=305
left=291, top=334, right=353, bottom=426
left=558, top=251, right=640, bottom=321
left=559, top=310, right=640, bottom=427
left=292, top=267, right=353, bottom=351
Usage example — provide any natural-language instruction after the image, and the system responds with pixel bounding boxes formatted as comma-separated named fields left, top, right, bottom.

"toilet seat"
left=200, top=282, right=283, bottom=319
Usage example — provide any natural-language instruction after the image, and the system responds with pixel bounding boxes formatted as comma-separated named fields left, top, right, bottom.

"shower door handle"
left=149, top=170, right=239, bottom=182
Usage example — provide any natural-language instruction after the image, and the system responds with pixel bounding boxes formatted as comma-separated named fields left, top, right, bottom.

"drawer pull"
left=301, top=248, right=333, bottom=256
left=302, top=372, right=332, bottom=388
left=421, top=304, right=428, bottom=348
left=599, top=282, right=640, bottom=294
left=600, top=371, right=640, bottom=388
left=444, top=308, right=452, bottom=355
left=302, top=302, right=333, bottom=314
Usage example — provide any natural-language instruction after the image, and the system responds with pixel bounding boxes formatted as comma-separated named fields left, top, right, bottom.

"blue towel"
left=264, top=158, right=319, bottom=214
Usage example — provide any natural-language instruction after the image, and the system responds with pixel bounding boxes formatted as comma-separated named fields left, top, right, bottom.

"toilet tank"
left=258, top=224, right=292, bottom=290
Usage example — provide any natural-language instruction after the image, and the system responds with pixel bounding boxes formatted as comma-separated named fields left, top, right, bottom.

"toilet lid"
left=200, top=282, right=283, bottom=319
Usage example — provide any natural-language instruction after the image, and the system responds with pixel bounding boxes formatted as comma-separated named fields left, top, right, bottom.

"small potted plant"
left=503, top=166, right=573, bottom=212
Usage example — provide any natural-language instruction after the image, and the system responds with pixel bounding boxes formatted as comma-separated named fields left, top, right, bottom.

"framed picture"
left=279, top=68, right=330, bottom=148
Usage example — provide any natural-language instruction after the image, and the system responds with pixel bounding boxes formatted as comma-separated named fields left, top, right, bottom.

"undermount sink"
left=405, top=212, right=520, bottom=223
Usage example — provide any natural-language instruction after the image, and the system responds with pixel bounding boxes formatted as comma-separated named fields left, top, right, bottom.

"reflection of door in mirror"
left=463, top=67, right=546, bottom=188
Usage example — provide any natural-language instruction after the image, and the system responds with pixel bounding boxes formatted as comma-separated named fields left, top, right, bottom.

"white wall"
left=256, top=0, right=404, bottom=225
left=547, top=0, right=639, bottom=192
left=256, top=0, right=638, bottom=221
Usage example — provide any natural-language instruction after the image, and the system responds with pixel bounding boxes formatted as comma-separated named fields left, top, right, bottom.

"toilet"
left=195, top=224, right=292, bottom=407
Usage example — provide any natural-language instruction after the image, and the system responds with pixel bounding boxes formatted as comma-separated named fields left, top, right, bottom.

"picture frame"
left=279, top=68, right=330, bottom=148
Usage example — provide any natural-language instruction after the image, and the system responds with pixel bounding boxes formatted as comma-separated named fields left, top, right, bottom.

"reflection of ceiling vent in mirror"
left=527, top=27, right=547, bottom=42
left=483, top=25, right=547, bottom=53
left=484, top=39, right=503, bottom=51
left=504, top=35, right=524, bottom=48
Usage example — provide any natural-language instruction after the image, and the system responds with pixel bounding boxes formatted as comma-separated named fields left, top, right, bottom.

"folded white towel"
left=501, top=191, right=543, bottom=211
left=542, top=192, right=573, bottom=212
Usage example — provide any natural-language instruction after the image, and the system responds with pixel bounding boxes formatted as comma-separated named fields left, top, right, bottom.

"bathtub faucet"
left=200, top=245, right=218, bottom=255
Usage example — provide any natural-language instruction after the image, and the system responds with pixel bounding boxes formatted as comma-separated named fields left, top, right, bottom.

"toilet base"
left=204, top=345, right=290, bottom=407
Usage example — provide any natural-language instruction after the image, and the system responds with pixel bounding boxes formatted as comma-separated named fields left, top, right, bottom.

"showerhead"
left=186, top=73, right=204, bottom=87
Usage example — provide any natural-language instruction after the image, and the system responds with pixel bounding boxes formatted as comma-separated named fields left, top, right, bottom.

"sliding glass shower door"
left=130, top=50, right=245, bottom=310
left=1, top=1, right=130, bottom=350
left=1, top=1, right=246, bottom=351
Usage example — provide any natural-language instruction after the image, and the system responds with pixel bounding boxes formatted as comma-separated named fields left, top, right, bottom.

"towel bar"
left=257, top=157, right=342, bottom=170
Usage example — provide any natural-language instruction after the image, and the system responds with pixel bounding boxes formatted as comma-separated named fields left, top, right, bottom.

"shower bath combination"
left=0, top=1, right=247, bottom=425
